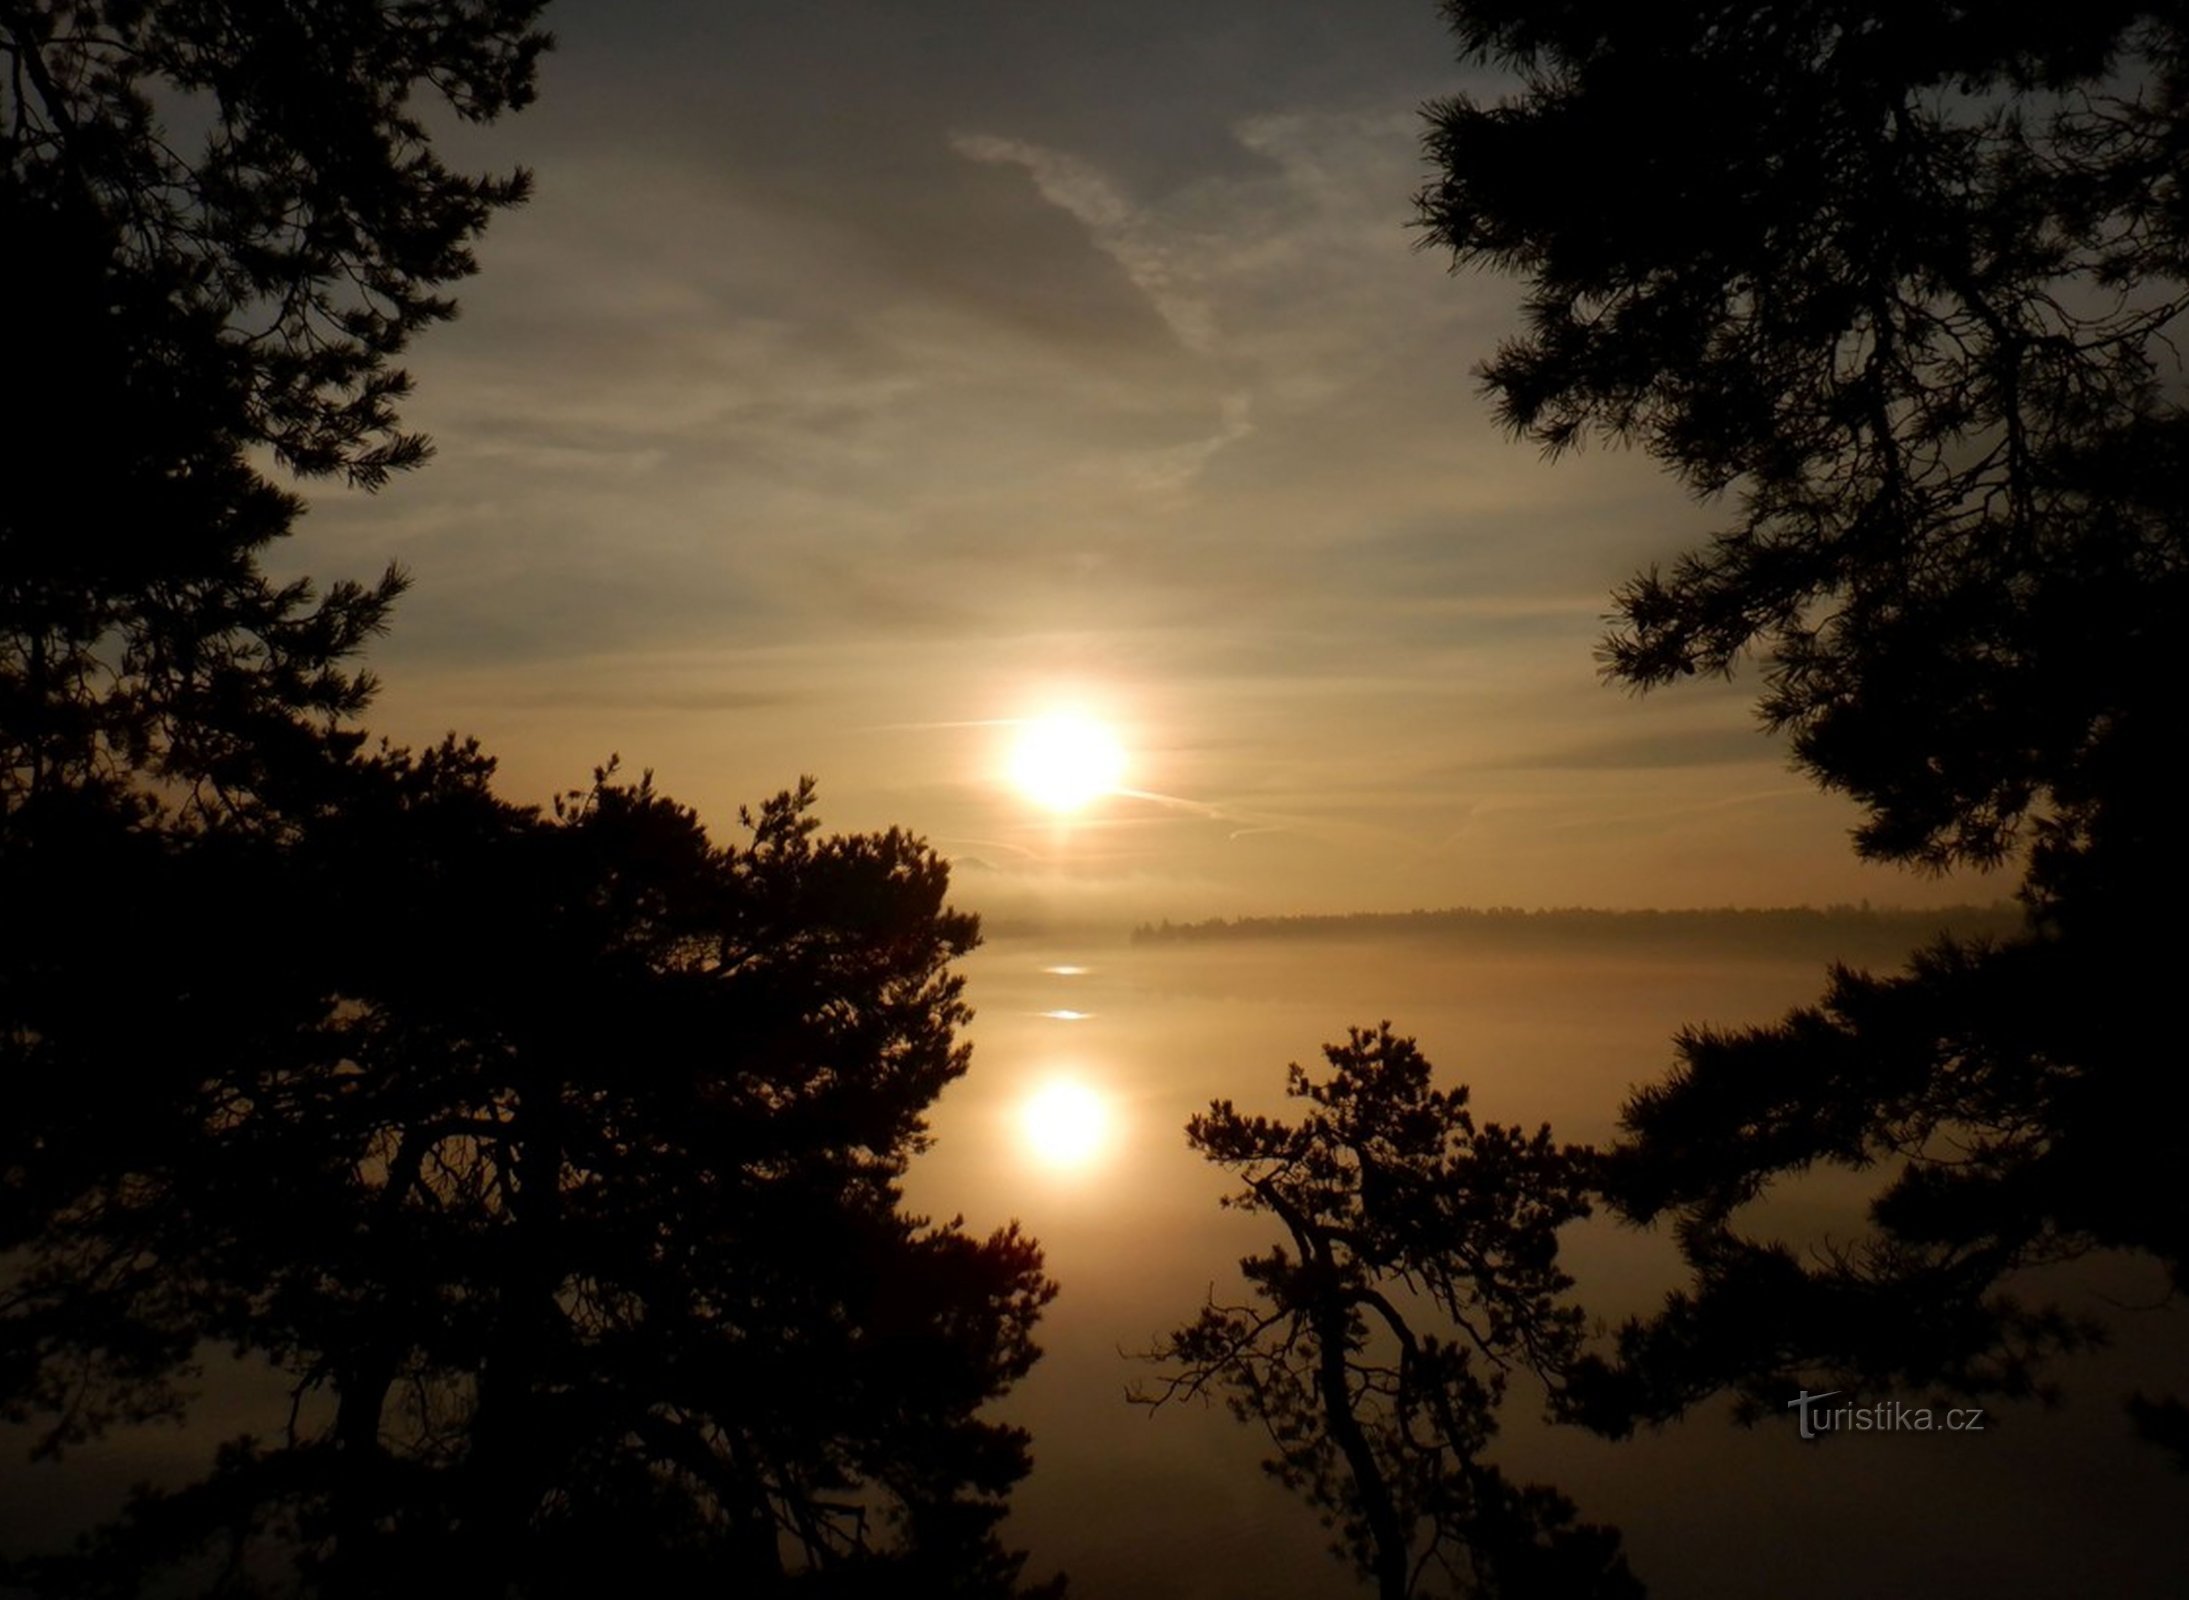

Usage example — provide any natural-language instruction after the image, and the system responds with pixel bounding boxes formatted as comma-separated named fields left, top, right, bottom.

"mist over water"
left=910, top=927, right=2189, bottom=1600
left=6, top=921, right=2178, bottom=1597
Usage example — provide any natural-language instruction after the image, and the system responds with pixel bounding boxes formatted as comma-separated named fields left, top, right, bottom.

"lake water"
left=4, top=926, right=2179, bottom=1596
left=911, top=929, right=2189, bottom=1599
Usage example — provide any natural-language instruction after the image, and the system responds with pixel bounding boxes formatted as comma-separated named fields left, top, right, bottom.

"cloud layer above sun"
left=286, top=0, right=1987, bottom=921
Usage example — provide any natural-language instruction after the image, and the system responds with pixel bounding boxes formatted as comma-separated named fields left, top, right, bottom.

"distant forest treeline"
left=1130, top=904, right=2027, bottom=963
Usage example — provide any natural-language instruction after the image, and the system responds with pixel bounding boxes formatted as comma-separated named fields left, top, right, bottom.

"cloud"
left=1516, top=725, right=1783, bottom=771
left=302, top=64, right=1943, bottom=915
left=1124, top=389, right=1255, bottom=493
left=950, top=132, right=1220, bottom=354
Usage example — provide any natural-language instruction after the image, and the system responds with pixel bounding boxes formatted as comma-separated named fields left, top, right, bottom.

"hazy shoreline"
left=1129, top=902, right=2025, bottom=963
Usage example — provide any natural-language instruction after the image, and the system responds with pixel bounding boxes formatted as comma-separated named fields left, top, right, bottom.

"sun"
left=1018, top=1079, right=1112, bottom=1170
left=1008, top=712, right=1126, bottom=813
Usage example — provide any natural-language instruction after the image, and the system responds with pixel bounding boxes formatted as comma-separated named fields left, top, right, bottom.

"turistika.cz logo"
left=1786, top=1389, right=1989, bottom=1440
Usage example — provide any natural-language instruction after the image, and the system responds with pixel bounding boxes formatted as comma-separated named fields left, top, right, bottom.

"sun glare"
left=1008, top=712, right=1126, bottom=813
left=1017, top=1079, right=1111, bottom=1170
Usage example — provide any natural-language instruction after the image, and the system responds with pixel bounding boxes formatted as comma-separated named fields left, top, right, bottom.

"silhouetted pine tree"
left=3, top=1, right=549, bottom=819
left=1139, top=1026, right=1640, bottom=1600
left=3, top=9, right=1064, bottom=1592
left=7, top=753, right=1058, bottom=1595
left=1417, top=1, right=2186, bottom=1450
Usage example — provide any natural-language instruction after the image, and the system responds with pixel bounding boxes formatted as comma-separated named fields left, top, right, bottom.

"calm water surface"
left=912, top=931, right=2188, bottom=1600
left=4, top=931, right=2177, bottom=1597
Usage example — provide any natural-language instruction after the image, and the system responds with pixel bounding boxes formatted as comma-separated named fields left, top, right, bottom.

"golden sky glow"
left=298, top=3, right=1990, bottom=924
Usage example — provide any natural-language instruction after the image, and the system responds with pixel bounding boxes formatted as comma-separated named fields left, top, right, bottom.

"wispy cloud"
left=302, top=43, right=1974, bottom=916
left=950, top=133, right=1221, bottom=354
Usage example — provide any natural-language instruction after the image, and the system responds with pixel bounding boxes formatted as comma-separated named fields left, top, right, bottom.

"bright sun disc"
left=1009, top=713, right=1125, bottom=813
left=1019, top=1080, right=1110, bottom=1169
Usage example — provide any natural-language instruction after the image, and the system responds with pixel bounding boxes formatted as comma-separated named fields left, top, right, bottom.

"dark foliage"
left=3, top=8, right=1064, bottom=1592
left=3, top=755, right=1060, bottom=1596
left=2, top=0, right=549, bottom=818
left=1137, top=1026, right=1640, bottom=1600
left=1419, top=1, right=2186, bottom=1452
left=1567, top=928, right=2171, bottom=1436
left=4, top=0, right=549, bottom=487
left=1419, top=0, right=2186, bottom=874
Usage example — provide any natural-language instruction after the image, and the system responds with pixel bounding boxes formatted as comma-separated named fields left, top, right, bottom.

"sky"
left=290, top=0, right=1999, bottom=926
